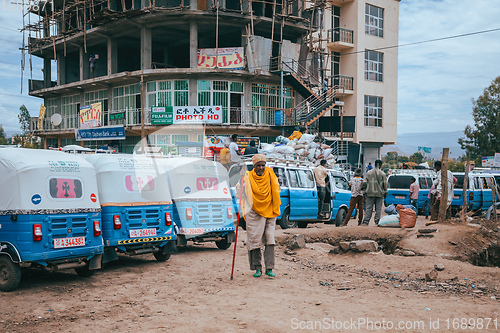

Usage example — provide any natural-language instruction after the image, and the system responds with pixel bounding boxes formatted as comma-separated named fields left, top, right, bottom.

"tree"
left=18, top=104, right=31, bottom=135
left=0, top=125, right=8, bottom=145
left=409, top=152, right=424, bottom=164
left=459, top=76, right=500, bottom=158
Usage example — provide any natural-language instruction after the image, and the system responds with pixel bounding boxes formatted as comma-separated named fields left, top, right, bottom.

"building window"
left=251, top=83, right=294, bottom=125
left=197, top=80, right=244, bottom=124
left=364, top=95, right=382, bottom=127
left=146, top=80, right=189, bottom=109
left=365, top=4, right=384, bottom=38
left=112, top=84, right=141, bottom=125
left=61, top=94, right=80, bottom=129
left=364, top=50, right=383, bottom=82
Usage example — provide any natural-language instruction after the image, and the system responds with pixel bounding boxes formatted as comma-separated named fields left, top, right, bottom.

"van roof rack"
left=389, top=169, right=437, bottom=177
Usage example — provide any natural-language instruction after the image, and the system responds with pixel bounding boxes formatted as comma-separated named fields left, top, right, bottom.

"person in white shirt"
left=229, top=134, right=242, bottom=165
left=430, top=160, right=455, bottom=221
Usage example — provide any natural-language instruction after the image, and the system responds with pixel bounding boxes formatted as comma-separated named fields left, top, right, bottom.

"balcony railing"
left=329, top=27, right=354, bottom=44
left=332, top=75, right=353, bottom=91
left=34, top=107, right=299, bottom=134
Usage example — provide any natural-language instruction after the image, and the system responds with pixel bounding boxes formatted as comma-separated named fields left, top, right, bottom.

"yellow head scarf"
left=244, top=167, right=281, bottom=218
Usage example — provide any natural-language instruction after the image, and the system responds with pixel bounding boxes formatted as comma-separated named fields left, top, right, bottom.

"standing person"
left=430, top=161, right=454, bottom=221
left=243, top=154, right=281, bottom=278
left=366, top=162, right=373, bottom=173
left=342, top=168, right=364, bottom=226
left=89, top=55, right=97, bottom=78
left=313, top=159, right=328, bottom=219
left=288, top=126, right=307, bottom=141
left=219, top=142, right=231, bottom=170
left=361, top=159, right=388, bottom=226
left=424, top=184, right=435, bottom=220
left=409, top=176, right=419, bottom=216
left=229, top=134, right=241, bottom=165
left=244, top=140, right=258, bottom=157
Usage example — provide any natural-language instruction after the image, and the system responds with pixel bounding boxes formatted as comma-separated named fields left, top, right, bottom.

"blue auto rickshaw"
left=84, top=154, right=177, bottom=263
left=158, top=157, right=235, bottom=249
left=0, top=148, right=103, bottom=291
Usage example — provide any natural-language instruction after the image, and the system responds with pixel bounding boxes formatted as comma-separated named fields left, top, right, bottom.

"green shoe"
left=265, top=269, right=276, bottom=277
left=253, top=269, right=262, bottom=278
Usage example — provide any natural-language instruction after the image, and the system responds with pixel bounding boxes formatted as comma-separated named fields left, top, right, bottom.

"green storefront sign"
left=151, top=106, right=173, bottom=125
left=110, top=112, right=125, bottom=120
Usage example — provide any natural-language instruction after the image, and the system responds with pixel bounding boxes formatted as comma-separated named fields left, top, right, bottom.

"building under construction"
left=24, top=0, right=399, bottom=165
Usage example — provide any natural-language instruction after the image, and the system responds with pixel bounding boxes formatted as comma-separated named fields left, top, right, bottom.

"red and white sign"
left=196, top=177, right=219, bottom=191
left=129, top=228, right=157, bottom=238
left=173, top=106, right=222, bottom=124
left=178, top=228, right=204, bottom=235
left=223, top=188, right=228, bottom=194
left=197, top=47, right=245, bottom=69
left=90, top=193, right=97, bottom=202
left=54, top=236, right=85, bottom=249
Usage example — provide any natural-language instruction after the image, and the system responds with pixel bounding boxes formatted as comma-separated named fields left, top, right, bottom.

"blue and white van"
left=158, top=157, right=235, bottom=249
left=229, top=161, right=353, bottom=229
left=0, top=148, right=103, bottom=291
left=451, top=172, right=496, bottom=214
left=84, top=154, right=177, bottom=263
left=386, top=170, right=436, bottom=213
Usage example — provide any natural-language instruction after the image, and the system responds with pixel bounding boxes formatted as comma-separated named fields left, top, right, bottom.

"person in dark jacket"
left=244, top=140, right=258, bottom=157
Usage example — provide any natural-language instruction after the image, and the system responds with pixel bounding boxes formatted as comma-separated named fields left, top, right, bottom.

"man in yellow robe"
left=243, top=154, right=281, bottom=277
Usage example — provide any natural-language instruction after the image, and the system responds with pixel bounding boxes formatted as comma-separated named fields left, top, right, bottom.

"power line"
left=0, top=26, right=19, bottom=33
left=0, top=92, right=41, bottom=100
left=342, top=27, right=500, bottom=56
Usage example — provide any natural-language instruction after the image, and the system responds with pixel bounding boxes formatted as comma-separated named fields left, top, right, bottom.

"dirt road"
left=1, top=216, right=499, bottom=332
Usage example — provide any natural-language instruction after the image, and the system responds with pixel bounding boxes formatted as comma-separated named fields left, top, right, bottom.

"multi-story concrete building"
left=26, top=0, right=398, bottom=166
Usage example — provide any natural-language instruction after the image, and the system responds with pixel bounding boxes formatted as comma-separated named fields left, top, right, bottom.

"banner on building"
left=151, top=106, right=173, bottom=125
left=482, top=154, right=500, bottom=167
left=79, top=102, right=102, bottom=128
left=173, top=106, right=222, bottom=124
left=417, top=146, right=431, bottom=154
left=197, top=47, right=245, bottom=69
left=37, top=104, right=46, bottom=130
left=75, top=125, right=125, bottom=141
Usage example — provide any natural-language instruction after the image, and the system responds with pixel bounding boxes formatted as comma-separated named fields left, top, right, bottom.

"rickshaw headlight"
left=186, top=208, right=192, bottom=220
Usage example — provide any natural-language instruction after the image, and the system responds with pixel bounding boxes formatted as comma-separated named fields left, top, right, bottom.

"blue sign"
left=184, top=187, right=191, bottom=194
left=417, top=146, right=431, bottom=154
left=31, top=194, right=42, bottom=205
left=75, top=125, right=125, bottom=141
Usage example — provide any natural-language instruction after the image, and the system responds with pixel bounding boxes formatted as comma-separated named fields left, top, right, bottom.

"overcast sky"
left=0, top=0, right=499, bottom=135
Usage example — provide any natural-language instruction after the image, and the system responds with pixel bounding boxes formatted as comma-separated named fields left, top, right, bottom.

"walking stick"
left=231, top=172, right=244, bottom=280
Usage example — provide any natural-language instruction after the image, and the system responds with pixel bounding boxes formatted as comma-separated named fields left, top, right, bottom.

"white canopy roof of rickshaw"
left=156, top=157, right=232, bottom=201
left=0, top=148, right=100, bottom=211
left=83, top=154, right=173, bottom=204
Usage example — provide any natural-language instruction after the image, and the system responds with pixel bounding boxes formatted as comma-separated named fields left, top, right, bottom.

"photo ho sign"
left=173, top=106, right=223, bottom=124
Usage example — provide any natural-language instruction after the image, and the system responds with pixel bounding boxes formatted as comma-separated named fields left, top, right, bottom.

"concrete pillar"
left=190, top=21, right=198, bottom=69
left=243, top=78, right=252, bottom=120
left=57, top=51, right=66, bottom=85
left=140, top=0, right=149, bottom=9
left=189, top=78, right=197, bottom=106
left=107, top=38, right=117, bottom=75
left=43, top=57, right=51, bottom=88
left=191, top=0, right=197, bottom=10
left=80, top=47, right=89, bottom=80
left=141, top=27, right=152, bottom=70
left=241, top=27, right=246, bottom=48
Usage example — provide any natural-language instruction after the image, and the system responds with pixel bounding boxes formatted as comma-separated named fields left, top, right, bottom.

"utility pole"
left=438, top=148, right=449, bottom=223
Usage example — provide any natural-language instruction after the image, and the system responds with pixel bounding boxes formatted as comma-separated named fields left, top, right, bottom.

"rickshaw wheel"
left=215, top=237, right=232, bottom=250
left=75, top=263, right=95, bottom=277
left=0, top=256, right=22, bottom=292
left=154, top=251, right=171, bottom=262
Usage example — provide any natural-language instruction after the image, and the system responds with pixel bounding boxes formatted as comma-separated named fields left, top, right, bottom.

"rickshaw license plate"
left=129, top=228, right=157, bottom=238
left=54, top=236, right=85, bottom=249
left=395, top=196, right=405, bottom=199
